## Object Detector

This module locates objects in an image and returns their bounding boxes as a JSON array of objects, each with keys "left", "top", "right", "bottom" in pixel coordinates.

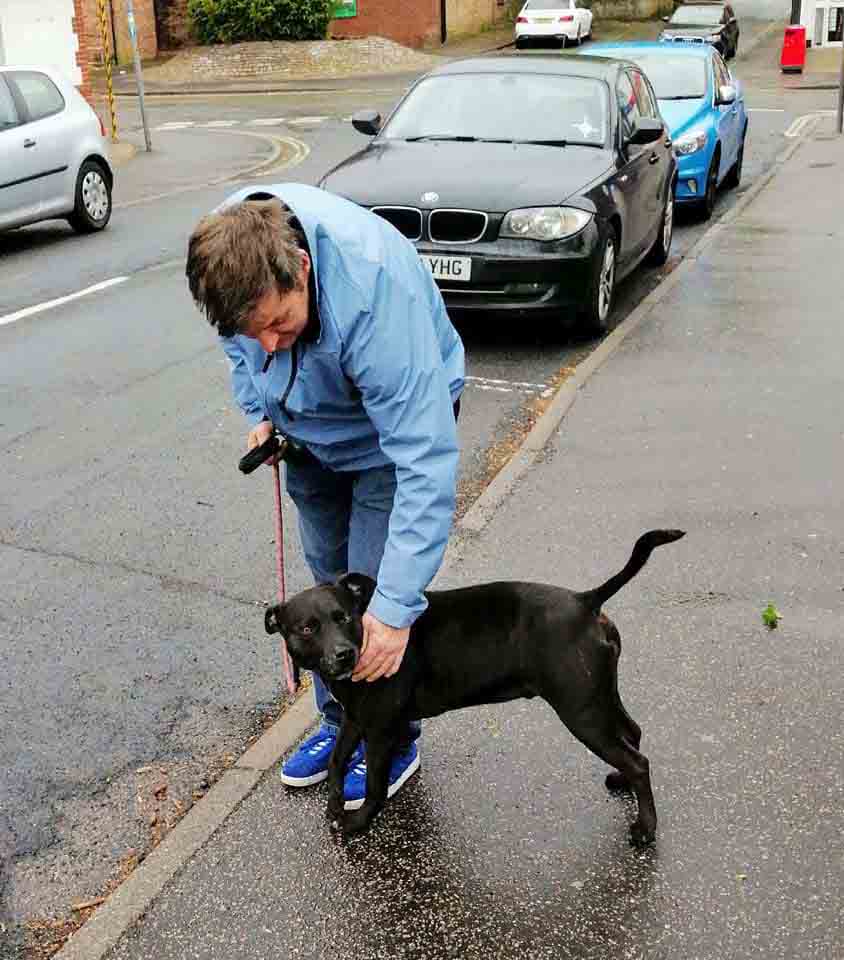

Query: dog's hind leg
[
  {"left": 557, "top": 701, "right": 657, "bottom": 846},
  {"left": 605, "top": 694, "right": 642, "bottom": 791}
]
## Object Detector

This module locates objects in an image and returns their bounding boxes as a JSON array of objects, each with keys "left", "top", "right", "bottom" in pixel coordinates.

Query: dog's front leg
[
  {"left": 326, "top": 720, "right": 361, "bottom": 828},
  {"left": 340, "top": 731, "right": 394, "bottom": 839}
]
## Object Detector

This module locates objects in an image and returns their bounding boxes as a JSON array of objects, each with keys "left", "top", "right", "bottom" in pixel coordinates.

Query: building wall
[
  {"left": 590, "top": 0, "right": 674, "bottom": 19},
  {"left": 0, "top": 0, "right": 82, "bottom": 82},
  {"left": 329, "top": 0, "right": 442, "bottom": 47},
  {"left": 445, "top": 0, "right": 505, "bottom": 37},
  {"left": 82, "top": 0, "right": 158, "bottom": 64},
  {"left": 154, "top": 0, "right": 192, "bottom": 49}
]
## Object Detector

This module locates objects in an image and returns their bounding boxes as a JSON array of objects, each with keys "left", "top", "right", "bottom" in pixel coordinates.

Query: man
[{"left": 186, "top": 184, "right": 464, "bottom": 807}]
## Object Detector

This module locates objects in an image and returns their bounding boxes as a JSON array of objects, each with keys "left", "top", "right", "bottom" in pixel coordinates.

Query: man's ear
[
  {"left": 265, "top": 604, "right": 286, "bottom": 635},
  {"left": 336, "top": 573, "right": 377, "bottom": 613}
]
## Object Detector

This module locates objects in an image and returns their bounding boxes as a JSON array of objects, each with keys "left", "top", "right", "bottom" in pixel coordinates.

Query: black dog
[{"left": 265, "top": 529, "right": 684, "bottom": 844}]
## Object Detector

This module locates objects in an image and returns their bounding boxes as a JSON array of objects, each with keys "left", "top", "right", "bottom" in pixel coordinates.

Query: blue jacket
[{"left": 217, "top": 183, "right": 465, "bottom": 628}]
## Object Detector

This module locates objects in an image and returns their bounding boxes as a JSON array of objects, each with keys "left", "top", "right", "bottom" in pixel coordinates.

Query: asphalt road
[{"left": 0, "top": 29, "right": 835, "bottom": 939}]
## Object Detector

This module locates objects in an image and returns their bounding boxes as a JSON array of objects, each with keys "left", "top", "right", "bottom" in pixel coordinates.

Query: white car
[
  {"left": 515, "top": 0, "right": 593, "bottom": 49},
  {"left": 0, "top": 65, "right": 113, "bottom": 234}
]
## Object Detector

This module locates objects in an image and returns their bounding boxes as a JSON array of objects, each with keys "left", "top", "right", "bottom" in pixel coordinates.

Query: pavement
[
  {"left": 782, "top": 43, "right": 844, "bottom": 89},
  {"left": 52, "top": 113, "right": 844, "bottom": 960},
  {"left": 93, "top": 18, "right": 783, "bottom": 98}
]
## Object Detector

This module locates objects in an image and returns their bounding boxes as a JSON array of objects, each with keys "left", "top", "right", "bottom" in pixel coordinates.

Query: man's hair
[{"left": 186, "top": 198, "right": 303, "bottom": 338}]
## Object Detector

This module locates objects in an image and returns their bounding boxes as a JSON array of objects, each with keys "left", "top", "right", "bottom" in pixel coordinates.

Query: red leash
[{"left": 272, "top": 457, "right": 299, "bottom": 695}]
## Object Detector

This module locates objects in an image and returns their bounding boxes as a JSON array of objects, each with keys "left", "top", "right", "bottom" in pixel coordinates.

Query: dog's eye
[{"left": 300, "top": 620, "right": 319, "bottom": 636}]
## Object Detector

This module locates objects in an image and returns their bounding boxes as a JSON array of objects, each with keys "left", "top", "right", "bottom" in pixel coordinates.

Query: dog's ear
[
  {"left": 265, "top": 604, "right": 286, "bottom": 635},
  {"left": 336, "top": 573, "right": 376, "bottom": 613}
]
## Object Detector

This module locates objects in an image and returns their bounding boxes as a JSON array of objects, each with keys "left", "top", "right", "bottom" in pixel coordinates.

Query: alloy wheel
[{"left": 597, "top": 239, "right": 616, "bottom": 323}]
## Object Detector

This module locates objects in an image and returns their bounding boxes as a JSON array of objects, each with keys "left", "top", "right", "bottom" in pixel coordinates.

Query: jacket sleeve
[
  {"left": 341, "top": 267, "right": 459, "bottom": 629},
  {"left": 220, "top": 336, "right": 267, "bottom": 427}
]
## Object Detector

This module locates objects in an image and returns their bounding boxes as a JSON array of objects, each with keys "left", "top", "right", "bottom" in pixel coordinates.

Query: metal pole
[
  {"left": 838, "top": 37, "right": 844, "bottom": 134},
  {"left": 126, "top": 0, "right": 152, "bottom": 151},
  {"left": 96, "top": 0, "right": 118, "bottom": 141}
]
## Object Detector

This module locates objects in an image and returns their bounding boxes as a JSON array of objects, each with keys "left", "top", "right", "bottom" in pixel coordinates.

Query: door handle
[
  {"left": 648, "top": 153, "right": 659, "bottom": 164},
  {"left": 23, "top": 138, "right": 36, "bottom": 148}
]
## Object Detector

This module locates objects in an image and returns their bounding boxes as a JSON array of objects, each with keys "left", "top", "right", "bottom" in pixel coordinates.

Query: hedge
[{"left": 188, "top": 0, "right": 334, "bottom": 44}]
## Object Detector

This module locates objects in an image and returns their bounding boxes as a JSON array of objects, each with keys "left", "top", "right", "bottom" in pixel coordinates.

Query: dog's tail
[{"left": 578, "top": 529, "right": 685, "bottom": 612}]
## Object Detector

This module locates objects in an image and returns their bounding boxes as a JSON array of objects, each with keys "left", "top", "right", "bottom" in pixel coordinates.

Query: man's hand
[
  {"left": 247, "top": 420, "right": 275, "bottom": 464},
  {"left": 352, "top": 613, "right": 409, "bottom": 682}
]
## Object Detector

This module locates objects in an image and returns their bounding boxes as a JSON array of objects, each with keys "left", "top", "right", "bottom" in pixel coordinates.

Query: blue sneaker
[
  {"left": 343, "top": 742, "right": 421, "bottom": 810},
  {"left": 280, "top": 727, "right": 336, "bottom": 787}
]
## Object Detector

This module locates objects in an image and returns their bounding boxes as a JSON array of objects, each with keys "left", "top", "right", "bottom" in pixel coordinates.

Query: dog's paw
[
  {"left": 340, "top": 808, "right": 372, "bottom": 840},
  {"left": 605, "top": 770, "right": 631, "bottom": 792},
  {"left": 629, "top": 819, "right": 656, "bottom": 848}
]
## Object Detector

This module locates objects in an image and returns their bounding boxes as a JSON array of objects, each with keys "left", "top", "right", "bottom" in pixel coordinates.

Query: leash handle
[
  {"left": 238, "top": 435, "right": 282, "bottom": 475},
  {"left": 272, "top": 458, "right": 299, "bottom": 695}
]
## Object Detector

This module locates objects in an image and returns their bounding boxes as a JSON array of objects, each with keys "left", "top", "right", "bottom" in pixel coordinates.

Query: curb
[
  {"left": 109, "top": 141, "right": 137, "bottom": 168},
  {"left": 54, "top": 89, "right": 816, "bottom": 960}
]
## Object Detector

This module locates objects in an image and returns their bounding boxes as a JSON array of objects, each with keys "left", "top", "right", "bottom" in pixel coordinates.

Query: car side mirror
[
  {"left": 662, "top": 15, "right": 670, "bottom": 21},
  {"left": 352, "top": 110, "right": 382, "bottom": 136},
  {"left": 626, "top": 117, "right": 664, "bottom": 146},
  {"left": 716, "top": 84, "right": 736, "bottom": 106}
]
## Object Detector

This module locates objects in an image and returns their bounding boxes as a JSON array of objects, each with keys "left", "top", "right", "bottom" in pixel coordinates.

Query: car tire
[
  {"left": 68, "top": 159, "right": 112, "bottom": 234},
  {"left": 580, "top": 226, "right": 617, "bottom": 335},
  {"left": 696, "top": 150, "right": 719, "bottom": 221},
  {"left": 646, "top": 190, "right": 674, "bottom": 267},
  {"left": 515, "top": 37, "right": 526, "bottom": 50},
  {"left": 725, "top": 126, "right": 746, "bottom": 189}
]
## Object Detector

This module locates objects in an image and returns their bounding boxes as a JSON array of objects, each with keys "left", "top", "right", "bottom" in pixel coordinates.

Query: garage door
[{"left": 0, "top": 0, "right": 80, "bottom": 84}]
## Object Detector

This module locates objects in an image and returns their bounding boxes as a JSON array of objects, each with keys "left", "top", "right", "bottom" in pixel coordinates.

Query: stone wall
[{"left": 589, "top": 0, "right": 674, "bottom": 19}]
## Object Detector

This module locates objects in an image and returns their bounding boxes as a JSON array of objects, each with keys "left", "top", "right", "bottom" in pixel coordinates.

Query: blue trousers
[{"left": 285, "top": 456, "right": 422, "bottom": 745}]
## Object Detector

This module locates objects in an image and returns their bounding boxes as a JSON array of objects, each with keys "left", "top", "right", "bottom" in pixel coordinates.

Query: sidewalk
[
  {"left": 96, "top": 19, "right": 781, "bottom": 97},
  {"left": 783, "top": 43, "right": 844, "bottom": 89},
  {"left": 57, "top": 119, "right": 844, "bottom": 960}
]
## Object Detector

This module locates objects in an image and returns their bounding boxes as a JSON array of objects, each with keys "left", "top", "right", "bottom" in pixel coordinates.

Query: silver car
[{"left": 0, "top": 65, "right": 113, "bottom": 234}]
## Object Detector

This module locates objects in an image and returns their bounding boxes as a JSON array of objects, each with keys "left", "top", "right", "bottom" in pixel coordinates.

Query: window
[
  {"left": 630, "top": 70, "right": 658, "bottom": 118},
  {"left": 0, "top": 78, "right": 19, "bottom": 130},
  {"left": 7, "top": 71, "right": 65, "bottom": 122},
  {"left": 616, "top": 72, "right": 640, "bottom": 139}
]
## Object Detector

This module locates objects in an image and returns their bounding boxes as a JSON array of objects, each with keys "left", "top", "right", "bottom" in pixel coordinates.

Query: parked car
[
  {"left": 0, "top": 65, "right": 113, "bottom": 234},
  {"left": 583, "top": 43, "right": 747, "bottom": 218},
  {"left": 319, "top": 56, "right": 676, "bottom": 333},
  {"left": 514, "top": 0, "right": 593, "bottom": 49},
  {"left": 658, "top": 2, "right": 739, "bottom": 59}
]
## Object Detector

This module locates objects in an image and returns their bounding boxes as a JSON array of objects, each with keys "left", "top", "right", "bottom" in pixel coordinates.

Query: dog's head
[{"left": 264, "top": 573, "right": 376, "bottom": 680}]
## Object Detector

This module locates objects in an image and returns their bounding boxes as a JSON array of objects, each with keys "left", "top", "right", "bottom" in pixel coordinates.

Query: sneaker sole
[
  {"left": 343, "top": 752, "right": 420, "bottom": 811},
  {"left": 279, "top": 769, "right": 328, "bottom": 787}
]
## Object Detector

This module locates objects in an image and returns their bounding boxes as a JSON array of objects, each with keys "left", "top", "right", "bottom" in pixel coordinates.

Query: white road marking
[
  {"left": 0, "top": 278, "right": 129, "bottom": 328},
  {"left": 251, "top": 117, "right": 287, "bottom": 125},
  {"left": 466, "top": 375, "right": 547, "bottom": 390},
  {"left": 746, "top": 107, "right": 785, "bottom": 113},
  {"left": 466, "top": 375, "right": 550, "bottom": 395},
  {"left": 199, "top": 120, "right": 239, "bottom": 127},
  {"left": 287, "top": 115, "right": 331, "bottom": 125},
  {"left": 154, "top": 121, "right": 195, "bottom": 130}
]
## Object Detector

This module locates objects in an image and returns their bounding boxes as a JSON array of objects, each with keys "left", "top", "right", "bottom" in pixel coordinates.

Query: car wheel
[
  {"left": 697, "top": 150, "right": 719, "bottom": 221},
  {"left": 647, "top": 191, "right": 674, "bottom": 267},
  {"left": 515, "top": 37, "right": 525, "bottom": 50},
  {"left": 581, "top": 227, "right": 617, "bottom": 335},
  {"left": 725, "top": 127, "right": 746, "bottom": 189},
  {"left": 68, "top": 160, "right": 112, "bottom": 233}
]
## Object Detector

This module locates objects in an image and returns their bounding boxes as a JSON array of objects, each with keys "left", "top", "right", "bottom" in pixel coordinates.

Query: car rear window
[
  {"left": 622, "top": 55, "right": 707, "bottom": 99},
  {"left": 669, "top": 4, "right": 724, "bottom": 25},
  {"left": 0, "top": 78, "right": 19, "bottom": 129},
  {"left": 383, "top": 73, "right": 608, "bottom": 147},
  {"left": 7, "top": 71, "right": 65, "bottom": 122},
  {"left": 523, "top": 0, "right": 570, "bottom": 9}
]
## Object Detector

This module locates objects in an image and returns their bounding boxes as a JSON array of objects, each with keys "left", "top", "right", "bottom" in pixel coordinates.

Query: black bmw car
[{"left": 319, "top": 56, "right": 676, "bottom": 333}]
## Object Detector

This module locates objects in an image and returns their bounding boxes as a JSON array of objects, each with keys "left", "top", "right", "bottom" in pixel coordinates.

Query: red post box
[{"left": 780, "top": 25, "right": 806, "bottom": 73}]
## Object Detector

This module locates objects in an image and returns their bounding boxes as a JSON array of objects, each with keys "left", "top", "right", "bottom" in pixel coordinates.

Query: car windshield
[
  {"left": 622, "top": 55, "right": 707, "bottom": 99},
  {"left": 523, "top": 0, "right": 570, "bottom": 8},
  {"left": 383, "top": 73, "right": 608, "bottom": 147},
  {"left": 670, "top": 4, "right": 723, "bottom": 25}
]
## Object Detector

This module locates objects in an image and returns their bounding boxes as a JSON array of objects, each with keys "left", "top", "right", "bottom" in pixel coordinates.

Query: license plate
[
  {"left": 421, "top": 255, "right": 472, "bottom": 283},
  {"left": 534, "top": 17, "right": 553, "bottom": 22}
]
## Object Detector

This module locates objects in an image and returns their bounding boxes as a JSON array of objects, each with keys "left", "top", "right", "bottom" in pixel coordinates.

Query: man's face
[{"left": 243, "top": 251, "right": 311, "bottom": 353}]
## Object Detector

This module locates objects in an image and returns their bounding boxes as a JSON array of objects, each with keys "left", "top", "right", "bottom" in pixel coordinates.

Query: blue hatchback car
[{"left": 580, "top": 43, "right": 747, "bottom": 219}]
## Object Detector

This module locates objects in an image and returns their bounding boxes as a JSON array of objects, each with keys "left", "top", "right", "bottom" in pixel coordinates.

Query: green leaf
[{"left": 761, "top": 603, "right": 782, "bottom": 629}]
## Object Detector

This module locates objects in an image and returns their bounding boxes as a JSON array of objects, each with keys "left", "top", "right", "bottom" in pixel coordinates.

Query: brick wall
[
  {"left": 445, "top": 0, "right": 504, "bottom": 37},
  {"left": 72, "top": 0, "right": 94, "bottom": 100},
  {"left": 154, "top": 0, "right": 192, "bottom": 49},
  {"left": 82, "top": 0, "right": 158, "bottom": 64},
  {"left": 330, "top": 0, "right": 442, "bottom": 48}
]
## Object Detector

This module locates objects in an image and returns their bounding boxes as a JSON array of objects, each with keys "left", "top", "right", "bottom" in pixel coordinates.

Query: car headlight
[
  {"left": 673, "top": 129, "right": 708, "bottom": 156},
  {"left": 500, "top": 206, "right": 593, "bottom": 241}
]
